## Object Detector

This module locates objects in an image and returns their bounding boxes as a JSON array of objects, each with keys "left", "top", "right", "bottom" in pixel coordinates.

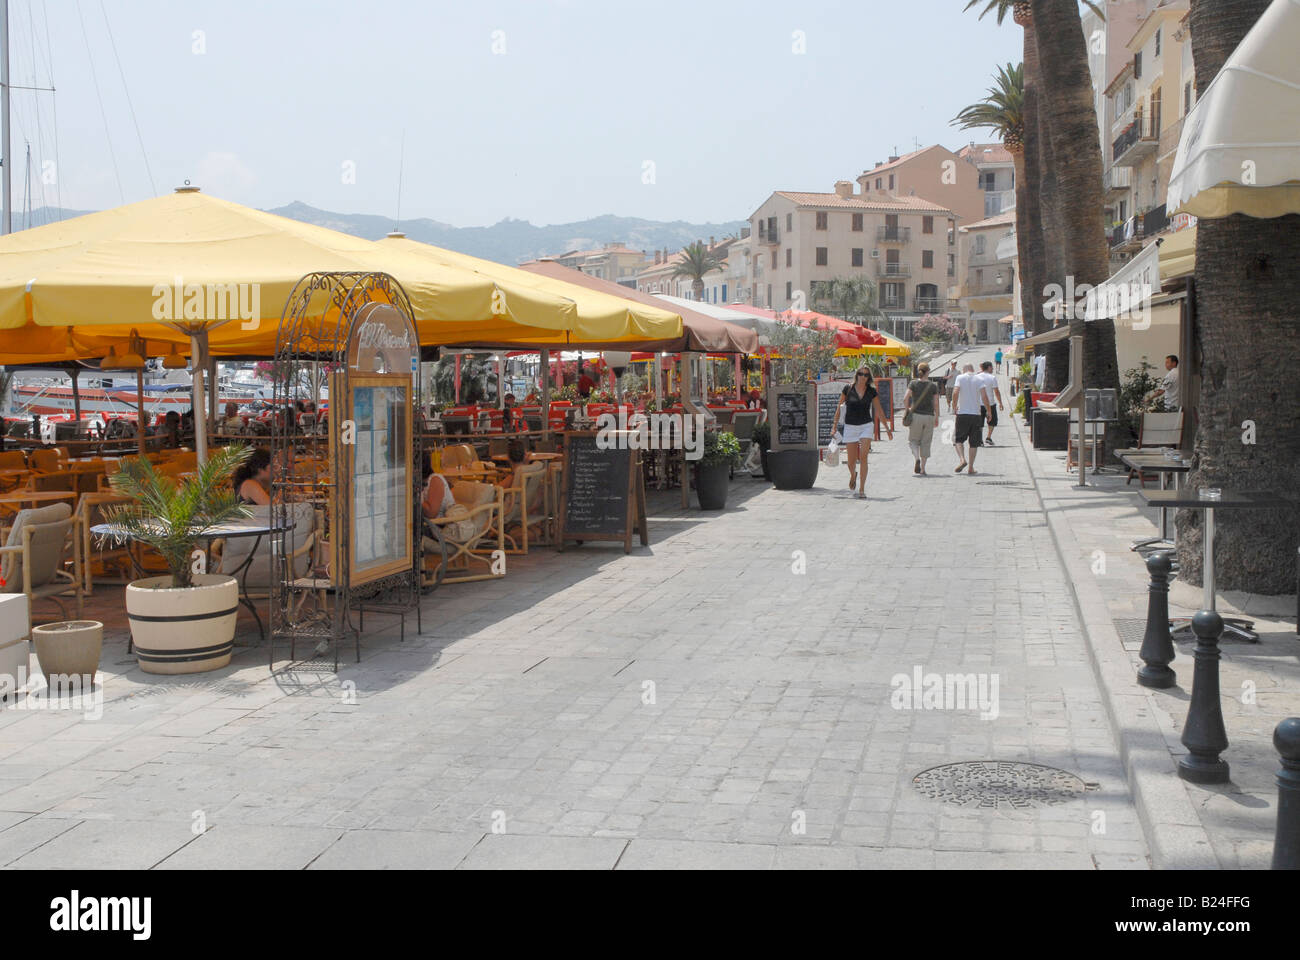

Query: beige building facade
[
  {"left": 856, "top": 144, "right": 985, "bottom": 227},
  {"left": 747, "top": 182, "right": 958, "bottom": 340}
]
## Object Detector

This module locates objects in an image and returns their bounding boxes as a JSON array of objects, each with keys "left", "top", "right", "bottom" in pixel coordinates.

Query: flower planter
[
  {"left": 695, "top": 463, "right": 731, "bottom": 510},
  {"left": 759, "top": 448, "right": 772, "bottom": 481},
  {"left": 126, "top": 575, "right": 238, "bottom": 675},
  {"left": 767, "top": 449, "right": 819, "bottom": 490},
  {"left": 32, "top": 621, "right": 102, "bottom": 687}
]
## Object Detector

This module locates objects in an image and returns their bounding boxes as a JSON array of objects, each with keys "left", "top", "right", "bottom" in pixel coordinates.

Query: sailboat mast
[{"left": 1, "top": 0, "right": 9, "bottom": 236}]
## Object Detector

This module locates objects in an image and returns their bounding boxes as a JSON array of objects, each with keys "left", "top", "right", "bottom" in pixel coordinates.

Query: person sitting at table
[
  {"left": 421, "top": 461, "right": 455, "bottom": 521},
  {"left": 159, "top": 411, "right": 183, "bottom": 449},
  {"left": 232, "top": 447, "right": 273, "bottom": 506},
  {"left": 222, "top": 402, "right": 243, "bottom": 433}
]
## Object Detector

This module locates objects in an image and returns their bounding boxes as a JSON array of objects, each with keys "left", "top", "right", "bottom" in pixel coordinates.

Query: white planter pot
[
  {"left": 32, "top": 620, "right": 103, "bottom": 686},
  {"left": 0, "top": 594, "right": 31, "bottom": 701},
  {"left": 126, "top": 575, "right": 238, "bottom": 675}
]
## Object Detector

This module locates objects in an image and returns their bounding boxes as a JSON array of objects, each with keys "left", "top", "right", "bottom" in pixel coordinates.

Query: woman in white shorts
[{"left": 834, "top": 368, "right": 894, "bottom": 499}]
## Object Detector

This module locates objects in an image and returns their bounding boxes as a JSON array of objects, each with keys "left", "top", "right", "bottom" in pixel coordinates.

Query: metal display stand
[{"left": 269, "top": 272, "right": 423, "bottom": 671}]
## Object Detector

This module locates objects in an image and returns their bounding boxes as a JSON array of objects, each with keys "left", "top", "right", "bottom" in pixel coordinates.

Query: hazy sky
[{"left": 5, "top": 0, "right": 1022, "bottom": 228}]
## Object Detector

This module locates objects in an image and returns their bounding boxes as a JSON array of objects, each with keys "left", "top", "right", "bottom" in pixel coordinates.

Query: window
[
  {"left": 721, "top": 284, "right": 727, "bottom": 303},
  {"left": 1154, "top": 28, "right": 1161, "bottom": 57},
  {"left": 876, "top": 178, "right": 882, "bottom": 190},
  {"left": 922, "top": 216, "right": 934, "bottom": 234},
  {"left": 976, "top": 268, "right": 984, "bottom": 289},
  {"left": 1134, "top": 51, "right": 1142, "bottom": 80},
  {"left": 852, "top": 248, "right": 864, "bottom": 267},
  {"left": 882, "top": 282, "right": 903, "bottom": 307},
  {"left": 758, "top": 220, "right": 766, "bottom": 241},
  {"left": 786, "top": 213, "right": 793, "bottom": 231},
  {"left": 786, "top": 281, "right": 792, "bottom": 302},
  {"left": 851, "top": 213, "right": 864, "bottom": 232},
  {"left": 1184, "top": 81, "right": 1193, "bottom": 116},
  {"left": 815, "top": 211, "right": 828, "bottom": 230},
  {"left": 975, "top": 235, "right": 986, "bottom": 255},
  {"left": 888, "top": 174, "right": 895, "bottom": 191},
  {"left": 771, "top": 250, "right": 777, "bottom": 269},
  {"left": 786, "top": 248, "right": 792, "bottom": 268},
  {"left": 922, "top": 250, "right": 934, "bottom": 269},
  {"left": 948, "top": 220, "right": 956, "bottom": 244},
  {"left": 816, "top": 247, "right": 828, "bottom": 266},
  {"left": 947, "top": 253, "right": 955, "bottom": 277}
]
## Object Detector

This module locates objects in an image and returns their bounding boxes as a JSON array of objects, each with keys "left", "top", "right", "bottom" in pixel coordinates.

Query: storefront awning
[
  {"left": 1019, "top": 324, "right": 1071, "bottom": 348},
  {"left": 1167, "top": 0, "right": 1300, "bottom": 218}
]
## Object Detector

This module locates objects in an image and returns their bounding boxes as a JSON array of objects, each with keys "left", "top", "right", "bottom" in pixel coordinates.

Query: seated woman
[
  {"left": 421, "top": 461, "right": 455, "bottom": 521},
  {"left": 222, "top": 402, "right": 243, "bottom": 433},
  {"left": 232, "top": 447, "right": 273, "bottom": 506}
]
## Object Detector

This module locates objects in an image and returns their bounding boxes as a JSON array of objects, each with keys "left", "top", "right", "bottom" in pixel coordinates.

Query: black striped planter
[{"left": 125, "top": 575, "right": 239, "bottom": 675}]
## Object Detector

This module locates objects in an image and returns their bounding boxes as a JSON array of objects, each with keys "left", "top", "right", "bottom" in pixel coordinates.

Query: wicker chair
[{"left": 0, "top": 503, "right": 81, "bottom": 630}]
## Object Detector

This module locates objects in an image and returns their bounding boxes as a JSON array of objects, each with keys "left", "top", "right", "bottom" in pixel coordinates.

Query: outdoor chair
[
  {"left": 27, "top": 448, "right": 63, "bottom": 473},
  {"left": 731, "top": 411, "right": 760, "bottom": 455},
  {"left": 75, "top": 492, "right": 132, "bottom": 593},
  {"left": 0, "top": 502, "right": 81, "bottom": 630},
  {"left": 0, "top": 451, "right": 26, "bottom": 471},
  {"left": 493, "top": 461, "right": 547, "bottom": 555},
  {"left": 423, "top": 480, "right": 505, "bottom": 585},
  {"left": 28, "top": 472, "right": 78, "bottom": 495},
  {"left": 1065, "top": 410, "right": 1106, "bottom": 470},
  {"left": 1119, "top": 411, "right": 1186, "bottom": 485},
  {"left": 211, "top": 501, "right": 317, "bottom": 593}
]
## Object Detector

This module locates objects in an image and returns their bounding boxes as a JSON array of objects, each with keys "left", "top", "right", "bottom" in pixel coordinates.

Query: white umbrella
[{"left": 1167, "top": 0, "right": 1300, "bottom": 218}]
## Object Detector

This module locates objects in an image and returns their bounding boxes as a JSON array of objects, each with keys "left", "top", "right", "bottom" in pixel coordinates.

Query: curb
[{"left": 1010, "top": 411, "right": 1220, "bottom": 870}]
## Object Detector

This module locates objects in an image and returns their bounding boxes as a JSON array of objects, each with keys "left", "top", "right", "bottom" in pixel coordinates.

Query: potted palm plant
[
  {"left": 104, "top": 445, "right": 253, "bottom": 675},
  {"left": 695, "top": 431, "right": 742, "bottom": 510}
]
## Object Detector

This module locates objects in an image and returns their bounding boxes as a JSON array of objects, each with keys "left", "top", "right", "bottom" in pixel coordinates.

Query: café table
[
  {"left": 1139, "top": 489, "right": 1292, "bottom": 643},
  {"left": 1120, "top": 452, "right": 1191, "bottom": 549},
  {"left": 90, "top": 521, "right": 288, "bottom": 646},
  {"left": 0, "top": 489, "right": 78, "bottom": 517}
]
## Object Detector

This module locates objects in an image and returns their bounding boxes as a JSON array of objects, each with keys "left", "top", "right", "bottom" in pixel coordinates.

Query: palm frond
[
  {"left": 105, "top": 444, "right": 254, "bottom": 588},
  {"left": 671, "top": 242, "right": 724, "bottom": 282}
]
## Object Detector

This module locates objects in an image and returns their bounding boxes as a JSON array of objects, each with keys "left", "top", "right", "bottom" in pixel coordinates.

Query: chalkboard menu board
[
  {"left": 770, "top": 384, "right": 817, "bottom": 451},
  {"left": 559, "top": 432, "right": 648, "bottom": 553},
  {"left": 891, "top": 377, "right": 910, "bottom": 414},
  {"left": 817, "top": 382, "right": 847, "bottom": 447},
  {"left": 875, "top": 378, "right": 894, "bottom": 430}
]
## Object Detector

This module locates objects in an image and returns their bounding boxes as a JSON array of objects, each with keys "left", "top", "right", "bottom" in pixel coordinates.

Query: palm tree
[
  {"left": 811, "top": 275, "right": 885, "bottom": 325},
  {"left": 1175, "top": 0, "right": 1300, "bottom": 594},
  {"left": 671, "top": 241, "right": 723, "bottom": 301}
]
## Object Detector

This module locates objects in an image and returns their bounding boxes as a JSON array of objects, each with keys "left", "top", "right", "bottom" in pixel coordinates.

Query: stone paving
[
  {"left": 0, "top": 350, "right": 1153, "bottom": 869},
  {"left": 1018, "top": 408, "right": 1296, "bottom": 870}
]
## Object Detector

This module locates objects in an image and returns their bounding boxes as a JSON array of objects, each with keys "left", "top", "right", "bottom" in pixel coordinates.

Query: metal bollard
[
  {"left": 1179, "top": 610, "right": 1230, "bottom": 784},
  {"left": 1138, "top": 551, "right": 1176, "bottom": 689},
  {"left": 1274, "top": 717, "right": 1300, "bottom": 870}
]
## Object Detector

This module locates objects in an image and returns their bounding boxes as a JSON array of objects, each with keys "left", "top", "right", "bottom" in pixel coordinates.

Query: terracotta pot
[
  {"left": 32, "top": 620, "right": 102, "bottom": 686},
  {"left": 126, "top": 574, "right": 238, "bottom": 675}
]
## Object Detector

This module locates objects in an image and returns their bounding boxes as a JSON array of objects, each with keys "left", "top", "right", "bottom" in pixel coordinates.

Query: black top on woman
[{"left": 841, "top": 380, "right": 879, "bottom": 426}]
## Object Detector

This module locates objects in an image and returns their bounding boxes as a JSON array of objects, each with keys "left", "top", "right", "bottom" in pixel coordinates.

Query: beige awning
[{"left": 1019, "top": 324, "right": 1071, "bottom": 348}]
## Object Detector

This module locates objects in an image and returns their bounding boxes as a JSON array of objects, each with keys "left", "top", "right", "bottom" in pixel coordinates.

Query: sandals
[
  {"left": 848, "top": 471, "right": 857, "bottom": 489},
  {"left": 955, "top": 462, "right": 967, "bottom": 473}
]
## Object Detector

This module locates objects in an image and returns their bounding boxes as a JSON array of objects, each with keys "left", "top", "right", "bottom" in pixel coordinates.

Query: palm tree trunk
[
  {"left": 1032, "top": 0, "right": 1119, "bottom": 400},
  {"left": 1017, "top": 19, "right": 1050, "bottom": 339},
  {"left": 1175, "top": 0, "right": 1300, "bottom": 594}
]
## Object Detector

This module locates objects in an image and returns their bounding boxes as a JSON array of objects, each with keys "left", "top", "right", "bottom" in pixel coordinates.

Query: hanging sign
[{"left": 348, "top": 302, "right": 417, "bottom": 376}]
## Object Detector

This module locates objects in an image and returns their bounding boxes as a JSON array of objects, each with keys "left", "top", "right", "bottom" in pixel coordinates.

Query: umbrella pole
[
  {"left": 135, "top": 368, "right": 147, "bottom": 457},
  {"left": 191, "top": 333, "right": 208, "bottom": 465},
  {"left": 71, "top": 369, "right": 81, "bottom": 421},
  {"left": 735, "top": 355, "right": 742, "bottom": 401},
  {"left": 454, "top": 353, "right": 461, "bottom": 404},
  {"left": 540, "top": 349, "right": 550, "bottom": 441}
]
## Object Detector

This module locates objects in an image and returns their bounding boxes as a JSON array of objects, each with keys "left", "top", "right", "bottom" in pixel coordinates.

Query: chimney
[
  {"left": 833, "top": 180, "right": 854, "bottom": 199},
  {"left": 889, "top": 155, "right": 899, "bottom": 163},
  {"left": 655, "top": 250, "right": 662, "bottom": 265}
]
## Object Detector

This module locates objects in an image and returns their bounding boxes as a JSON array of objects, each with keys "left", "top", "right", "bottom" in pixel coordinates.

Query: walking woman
[
  {"left": 834, "top": 368, "right": 894, "bottom": 499},
  {"left": 903, "top": 362, "right": 939, "bottom": 476}
]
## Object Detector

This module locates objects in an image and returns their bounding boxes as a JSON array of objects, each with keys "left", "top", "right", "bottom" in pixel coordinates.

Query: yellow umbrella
[
  {"left": 0, "top": 187, "right": 579, "bottom": 361},
  {"left": 379, "top": 234, "right": 681, "bottom": 347}
]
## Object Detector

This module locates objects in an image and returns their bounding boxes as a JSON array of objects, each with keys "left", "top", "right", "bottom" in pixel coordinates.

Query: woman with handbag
[
  {"left": 903, "top": 363, "right": 939, "bottom": 476},
  {"left": 834, "top": 368, "right": 893, "bottom": 500}
]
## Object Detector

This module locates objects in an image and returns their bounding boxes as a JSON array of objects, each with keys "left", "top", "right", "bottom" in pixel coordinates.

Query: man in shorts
[
  {"left": 951, "top": 364, "right": 984, "bottom": 475},
  {"left": 977, "top": 360, "right": 1004, "bottom": 445},
  {"left": 944, "top": 361, "right": 961, "bottom": 413}
]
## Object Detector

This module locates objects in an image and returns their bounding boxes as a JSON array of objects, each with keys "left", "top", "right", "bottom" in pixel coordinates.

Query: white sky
[{"left": 5, "top": 0, "right": 1022, "bottom": 227}]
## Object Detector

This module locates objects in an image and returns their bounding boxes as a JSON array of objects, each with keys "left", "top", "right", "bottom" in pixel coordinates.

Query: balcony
[
  {"left": 877, "top": 262, "right": 912, "bottom": 279},
  {"left": 876, "top": 226, "right": 911, "bottom": 244},
  {"left": 1110, "top": 216, "right": 1145, "bottom": 251},
  {"left": 1104, "top": 165, "right": 1132, "bottom": 196},
  {"left": 1143, "top": 203, "right": 1168, "bottom": 237},
  {"left": 913, "top": 297, "right": 961, "bottom": 312},
  {"left": 758, "top": 227, "right": 779, "bottom": 245},
  {"left": 1112, "top": 115, "right": 1158, "bottom": 165}
]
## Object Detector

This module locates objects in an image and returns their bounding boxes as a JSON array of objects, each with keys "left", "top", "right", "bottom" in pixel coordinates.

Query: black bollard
[
  {"left": 1179, "top": 610, "right": 1230, "bottom": 784},
  {"left": 1273, "top": 717, "right": 1300, "bottom": 870},
  {"left": 1138, "top": 551, "right": 1176, "bottom": 689}
]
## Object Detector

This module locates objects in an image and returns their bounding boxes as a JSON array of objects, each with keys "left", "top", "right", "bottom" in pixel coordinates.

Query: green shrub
[
  {"left": 700, "top": 431, "right": 743, "bottom": 468},
  {"left": 751, "top": 421, "right": 771, "bottom": 451}
]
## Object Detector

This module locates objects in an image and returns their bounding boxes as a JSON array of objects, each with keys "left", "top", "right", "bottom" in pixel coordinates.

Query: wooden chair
[
  {"left": 493, "top": 462, "right": 547, "bottom": 555},
  {"left": 0, "top": 503, "right": 81, "bottom": 630},
  {"left": 423, "top": 481, "right": 505, "bottom": 584},
  {"left": 1120, "top": 411, "right": 1185, "bottom": 485},
  {"left": 75, "top": 492, "right": 132, "bottom": 593},
  {"left": 0, "top": 451, "right": 26, "bottom": 471},
  {"left": 27, "top": 448, "right": 63, "bottom": 473}
]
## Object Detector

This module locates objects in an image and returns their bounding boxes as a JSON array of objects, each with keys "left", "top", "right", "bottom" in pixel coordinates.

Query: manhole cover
[{"left": 913, "top": 761, "right": 1091, "bottom": 808}]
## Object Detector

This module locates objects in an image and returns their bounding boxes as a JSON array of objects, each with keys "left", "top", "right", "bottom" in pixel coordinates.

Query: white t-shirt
[
  {"left": 977, "top": 372, "right": 999, "bottom": 409},
  {"left": 955, "top": 372, "right": 984, "bottom": 416},
  {"left": 1161, "top": 367, "right": 1181, "bottom": 410}
]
